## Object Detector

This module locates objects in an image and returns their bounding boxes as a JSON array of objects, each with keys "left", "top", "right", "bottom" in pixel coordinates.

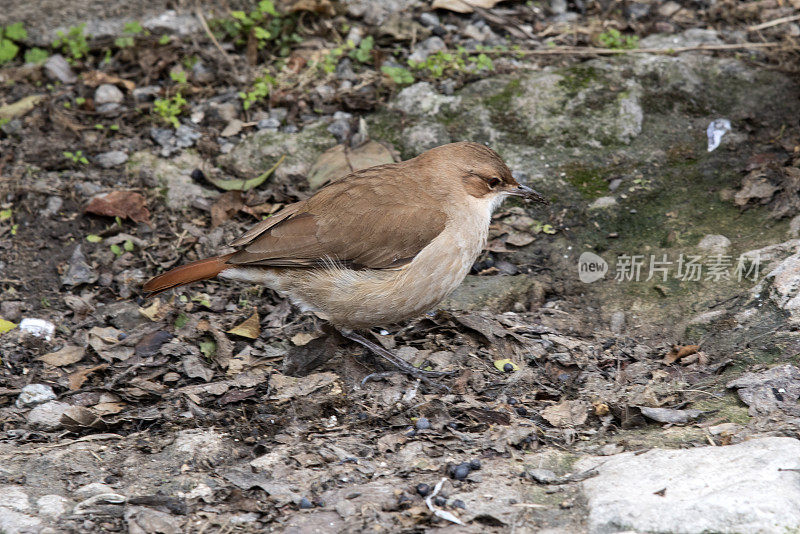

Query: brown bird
[{"left": 143, "top": 142, "right": 547, "bottom": 385}]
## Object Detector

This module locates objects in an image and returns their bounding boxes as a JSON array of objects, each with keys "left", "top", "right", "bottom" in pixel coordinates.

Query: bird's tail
[{"left": 143, "top": 253, "right": 236, "bottom": 295}]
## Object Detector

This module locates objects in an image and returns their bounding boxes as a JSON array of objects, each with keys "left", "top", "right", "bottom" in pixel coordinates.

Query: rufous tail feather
[{"left": 143, "top": 253, "right": 235, "bottom": 295}]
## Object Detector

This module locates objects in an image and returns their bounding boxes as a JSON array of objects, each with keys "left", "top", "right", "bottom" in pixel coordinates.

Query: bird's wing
[{"left": 227, "top": 170, "right": 448, "bottom": 270}]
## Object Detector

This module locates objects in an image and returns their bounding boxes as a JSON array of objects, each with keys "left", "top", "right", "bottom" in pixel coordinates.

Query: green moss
[
  {"left": 557, "top": 65, "right": 598, "bottom": 97},
  {"left": 560, "top": 163, "right": 613, "bottom": 199},
  {"left": 693, "top": 394, "right": 751, "bottom": 425}
]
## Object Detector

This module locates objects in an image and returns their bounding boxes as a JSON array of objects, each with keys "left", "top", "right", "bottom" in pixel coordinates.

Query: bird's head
[{"left": 420, "top": 142, "right": 548, "bottom": 207}]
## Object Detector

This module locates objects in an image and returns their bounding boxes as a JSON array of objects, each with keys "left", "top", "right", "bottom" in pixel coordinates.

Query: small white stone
[
  {"left": 37, "top": 495, "right": 71, "bottom": 518},
  {"left": 75, "top": 482, "right": 116, "bottom": 499},
  {"left": 19, "top": 318, "right": 55, "bottom": 340},
  {"left": 588, "top": 196, "right": 617, "bottom": 210},
  {"left": 0, "top": 486, "right": 30, "bottom": 511},
  {"left": 94, "top": 84, "right": 124, "bottom": 105},
  {"left": 697, "top": 234, "right": 731, "bottom": 253},
  {"left": 16, "top": 383, "right": 56, "bottom": 409},
  {"left": 27, "top": 401, "right": 71, "bottom": 430}
]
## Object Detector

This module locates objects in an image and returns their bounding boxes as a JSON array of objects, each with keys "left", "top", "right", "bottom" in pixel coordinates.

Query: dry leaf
[
  {"left": 81, "top": 71, "right": 135, "bottom": 92},
  {"left": 291, "top": 332, "right": 319, "bottom": 346},
  {"left": 210, "top": 191, "right": 244, "bottom": 228},
  {"left": 93, "top": 401, "right": 126, "bottom": 415},
  {"left": 664, "top": 344, "right": 700, "bottom": 364},
  {"left": 284, "top": 0, "right": 335, "bottom": 15},
  {"left": 38, "top": 345, "right": 85, "bottom": 366},
  {"left": 228, "top": 310, "right": 260, "bottom": 339},
  {"left": 505, "top": 231, "right": 535, "bottom": 247},
  {"left": 431, "top": 0, "right": 505, "bottom": 13},
  {"left": 68, "top": 364, "right": 108, "bottom": 390},
  {"left": 138, "top": 299, "right": 171, "bottom": 322},
  {"left": 61, "top": 406, "right": 108, "bottom": 431},
  {"left": 0, "top": 95, "right": 43, "bottom": 120},
  {"left": 84, "top": 191, "right": 151, "bottom": 224},
  {"left": 307, "top": 141, "right": 395, "bottom": 190},
  {"left": 541, "top": 400, "right": 590, "bottom": 427}
]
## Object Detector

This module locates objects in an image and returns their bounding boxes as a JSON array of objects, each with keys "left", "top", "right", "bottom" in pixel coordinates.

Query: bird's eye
[{"left": 487, "top": 177, "right": 501, "bottom": 188}]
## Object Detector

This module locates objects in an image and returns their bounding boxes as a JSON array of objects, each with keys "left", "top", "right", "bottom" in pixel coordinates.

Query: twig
[
  {"left": 748, "top": 14, "right": 800, "bottom": 32},
  {"left": 489, "top": 42, "right": 782, "bottom": 57},
  {"left": 7, "top": 433, "right": 123, "bottom": 455},
  {"left": 195, "top": 5, "right": 233, "bottom": 65}
]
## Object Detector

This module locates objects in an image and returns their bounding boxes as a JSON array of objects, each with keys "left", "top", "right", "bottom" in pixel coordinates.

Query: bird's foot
[{"left": 338, "top": 329, "right": 454, "bottom": 391}]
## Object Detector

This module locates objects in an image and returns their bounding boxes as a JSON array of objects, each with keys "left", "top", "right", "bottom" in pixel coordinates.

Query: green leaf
[
  {"left": 0, "top": 318, "right": 17, "bottom": 335},
  {"left": 0, "top": 38, "right": 19, "bottom": 65},
  {"left": 123, "top": 239, "right": 134, "bottom": 252},
  {"left": 204, "top": 154, "right": 285, "bottom": 191},
  {"left": 110, "top": 244, "right": 123, "bottom": 256},
  {"left": 199, "top": 339, "right": 216, "bottom": 358},
  {"left": 4, "top": 22, "right": 27, "bottom": 42},
  {"left": 258, "top": 0, "right": 277, "bottom": 15},
  {"left": 174, "top": 313, "right": 189, "bottom": 329},
  {"left": 253, "top": 26, "right": 271, "bottom": 41},
  {"left": 123, "top": 21, "right": 143, "bottom": 34},
  {"left": 85, "top": 234, "right": 102, "bottom": 243},
  {"left": 23, "top": 47, "right": 48, "bottom": 64},
  {"left": 158, "top": 34, "right": 171, "bottom": 45},
  {"left": 493, "top": 359, "right": 518, "bottom": 372},
  {"left": 0, "top": 208, "right": 11, "bottom": 221}
]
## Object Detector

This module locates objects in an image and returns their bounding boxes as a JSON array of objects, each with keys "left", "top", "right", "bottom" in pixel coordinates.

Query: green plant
[
  {"left": 169, "top": 69, "right": 188, "bottom": 85},
  {"left": 409, "top": 46, "right": 494, "bottom": 78},
  {"left": 53, "top": 24, "right": 90, "bottom": 61},
  {"left": 75, "top": 97, "right": 86, "bottom": 106},
  {"left": 24, "top": 47, "right": 48, "bottom": 64},
  {"left": 110, "top": 243, "right": 123, "bottom": 256},
  {"left": 86, "top": 234, "right": 102, "bottom": 243},
  {"left": 597, "top": 28, "right": 638, "bottom": 50},
  {"left": 153, "top": 92, "right": 186, "bottom": 128},
  {"left": 0, "top": 22, "right": 27, "bottom": 65},
  {"left": 214, "top": 1, "right": 300, "bottom": 57},
  {"left": 158, "top": 34, "right": 171, "bottom": 45},
  {"left": 381, "top": 65, "right": 414, "bottom": 85},
  {"left": 115, "top": 21, "right": 144, "bottom": 48},
  {"left": 63, "top": 150, "right": 89, "bottom": 165},
  {"left": 239, "top": 71, "right": 275, "bottom": 111},
  {"left": 349, "top": 35, "right": 374, "bottom": 64}
]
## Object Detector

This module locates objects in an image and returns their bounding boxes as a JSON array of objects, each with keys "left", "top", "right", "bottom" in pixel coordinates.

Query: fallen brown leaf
[
  {"left": 82, "top": 71, "right": 136, "bottom": 92},
  {"left": 38, "top": 345, "right": 85, "bottom": 366},
  {"left": 431, "top": 0, "right": 506, "bottom": 13},
  {"left": 210, "top": 191, "right": 244, "bottom": 228},
  {"left": 541, "top": 400, "right": 590, "bottom": 427},
  {"left": 228, "top": 310, "right": 261, "bottom": 339},
  {"left": 68, "top": 364, "right": 109, "bottom": 390},
  {"left": 85, "top": 191, "right": 150, "bottom": 224},
  {"left": 664, "top": 344, "right": 700, "bottom": 364}
]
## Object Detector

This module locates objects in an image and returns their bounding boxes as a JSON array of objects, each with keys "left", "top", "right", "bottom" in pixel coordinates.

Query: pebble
[
  {"left": 452, "top": 499, "right": 466, "bottom": 509},
  {"left": 503, "top": 362, "right": 515, "bottom": 372},
  {"left": 415, "top": 417, "right": 431, "bottom": 430},
  {"left": 335, "top": 58, "right": 356, "bottom": 81},
  {"left": 257, "top": 118, "right": 281, "bottom": 131},
  {"left": 450, "top": 463, "right": 471, "bottom": 481},
  {"left": 44, "top": 54, "right": 77, "bottom": 84},
  {"left": 60, "top": 245, "right": 98, "bottom": 287},
  {"left": 315, "top": 84, "right": 335, "bottom": 102},
  {"left": 150, "top": 127, "right": 174, "bottom": 147},
  {"left": 419, "top": 12, "right": 440, "bottom": 27},
  {"left": 434, "top": 496, "right": 446, "bottom": 506},
  {"left": 175, "top": 125, "right": 201, "bottom": 147},
  {"left": 408, "top": 36, "right": 446, "bottom": 64},
  {"left": 41, "top": 196, "right": 63, "bottom": 217},
  {"left": 0, "top": 485, "right": 30, "bottom": 510},
  {"left": 269, "top": 107, "right": 288, "bottom": 122},
  {"left": 37, "top": 495, "right": 71, "bottom": 518},
  {"left": 94, "top": 84, "right": 124, "bottom": 105},
  {"left": 132, "top": 86, "right": 160, "bottom": 102},
  {"left": 469, "top": 459, "right": 481, "bottom": 471},
  {"left": 527, "top": 468, "right": 558, "bottom": 484},
  {"left": 1, "top": 119, "right": 22, "bottom": 135},
  {"left": 327, "top": 119, "right": 351, "bottom": 143},
  {"left": 0, "top": 300, "right": 23, "bottom": 322},
  {"left": 298, "top": 497, "right": 313, "bottom": 509},
  {"left": 16, "top": 384, "right": 57, "bottom": 409},
  {"left": 416, "top": 483, "right": 431, "bottom": 496},
  {"left": 19, "top": 318, "right": 56, "bottom": 340},
  {"left": 95, "top": 151, "right": 128, "bottom": 168},
  {"left": 27, "top": 401, "right": 71, "bottom": 430},
  {"left": 221, "top": 119, "right": 244, "bottom": 137}
]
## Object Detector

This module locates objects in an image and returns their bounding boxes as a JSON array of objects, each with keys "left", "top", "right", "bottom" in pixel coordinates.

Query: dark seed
[
  {"left": 416, "top": 483, "right": 431, "bottom": 496},
  {"left": 452, "top": 463, "right": 470, "bottom": 480},
  {"left": 516, "top": 407, "right": 528, "bottom": 416},
  {"left": 434, "top": 496, "right": 446, "bottom": 506},
  {"left": 503, "top": 363, "right": 514, "bottom": 372},
  {"left": 298, "top": 497, "right": 313, "bottom": 509},
  {"left": 117, "top": 332, "right": 127, "bottom": 340},
  {"left": 508, "top": 397, "right": 518, "bottom": 405},
  {"left": 452, "top": 499, "right": 466, "bottom": 509},
  {"left": 190, "top": 169, "right": 205, "bottom": 181},
  {"left": 469, "top": 459, "right": 481, "bottom": 471},
  {"left": 406, "top": 427, "right": 417, "bottom": 437},
  {"left": 416, "top": 417, "right": 431, "bottom": 430}
]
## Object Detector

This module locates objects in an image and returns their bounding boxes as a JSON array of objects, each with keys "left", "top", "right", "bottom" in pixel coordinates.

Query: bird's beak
[{"left": 508, "top": 184, "right": 548, "bottom": 204}]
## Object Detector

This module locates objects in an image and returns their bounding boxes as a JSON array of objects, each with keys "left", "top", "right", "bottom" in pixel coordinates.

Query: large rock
[
  {"left": 576, "top": 437, "right": 800, "bottom": 533},
  {"left": 217, "top": 122, "right": 337, "bottom": 186},
  {"left": 127, "top": 151, "right": 212, "bottom": 210}
]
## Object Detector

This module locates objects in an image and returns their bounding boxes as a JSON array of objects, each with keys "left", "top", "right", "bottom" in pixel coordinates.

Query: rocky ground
[{"left": 1, "top": 0, "right": 800, "bottom": 532}]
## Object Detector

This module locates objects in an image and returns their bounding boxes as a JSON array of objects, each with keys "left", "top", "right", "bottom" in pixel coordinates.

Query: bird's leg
[{"left": 337, "top": 328, "right": 454, "bottom": 390}]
